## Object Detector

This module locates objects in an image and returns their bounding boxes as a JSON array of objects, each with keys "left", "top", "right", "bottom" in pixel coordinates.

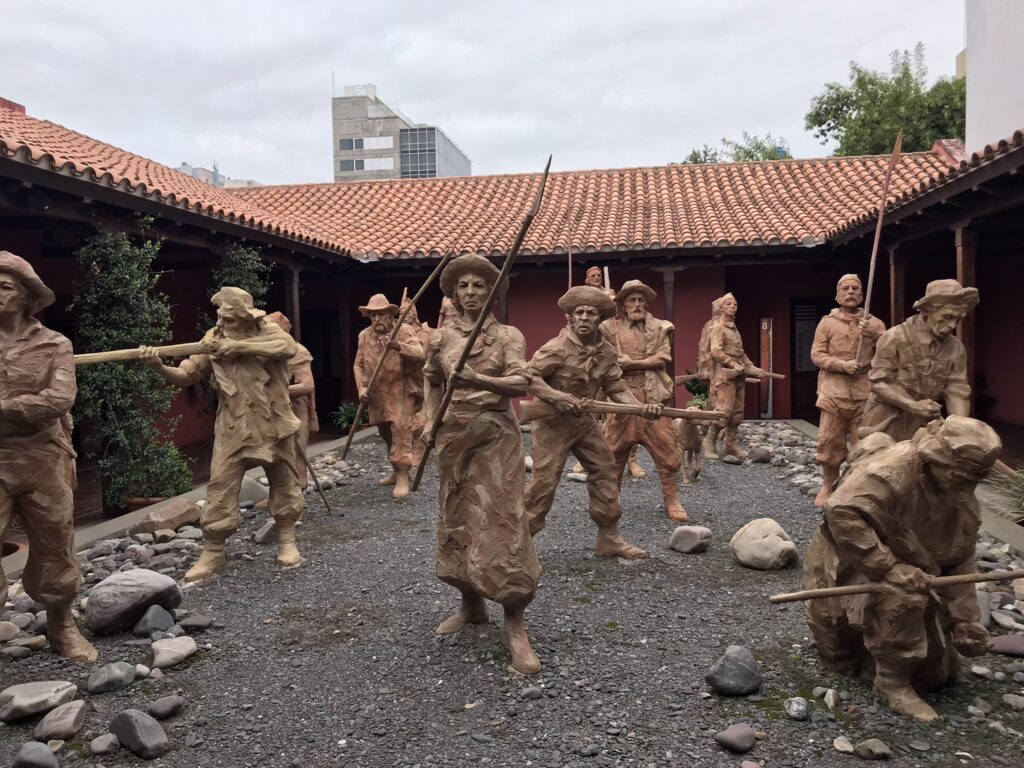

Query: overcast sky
[{"left": 2, "top": 0, "right": 965, "bottom": 185}]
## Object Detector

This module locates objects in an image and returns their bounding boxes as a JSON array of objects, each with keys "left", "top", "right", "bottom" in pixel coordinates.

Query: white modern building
[{"left": 963, "top": 0, "right": 1024, "bottom": 152}]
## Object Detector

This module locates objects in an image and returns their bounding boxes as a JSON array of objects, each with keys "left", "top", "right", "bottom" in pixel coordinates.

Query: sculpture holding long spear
[{"left": 411, "top": 156, "right": 552, "bottom": 492}]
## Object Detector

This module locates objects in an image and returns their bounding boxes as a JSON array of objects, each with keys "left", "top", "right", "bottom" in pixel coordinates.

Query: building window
[
  {"left": 363, "top": 157, "right": 394, "bottom": 171},
  {"left": 340, "top": 136, "right": 392, "bottom": 151},
  {"left": 340, "top": 159, "right": 366, "bottom": 172}
]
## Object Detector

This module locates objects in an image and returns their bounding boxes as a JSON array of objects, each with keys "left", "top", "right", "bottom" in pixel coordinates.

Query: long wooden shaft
[
  {"left": 341, "top": 226, "right": 468, "bottom": 461},
  {"left": 412, "top": 156, "right": 552, "bottom": 492},
  {"left": 856, "top": 129, "right": 903, "bottom": 361},
  {"left": 519, "top": 398, "right": 725, "bottom": 425},
  {"left": 769, "top": 568, "right": 1024, "bottom": 604},
  {"left": 74, "top": 342, "right": 204, "bottom": 365},
  {"left": 302, "top": 453, "right": 334, "bottom": 514}
]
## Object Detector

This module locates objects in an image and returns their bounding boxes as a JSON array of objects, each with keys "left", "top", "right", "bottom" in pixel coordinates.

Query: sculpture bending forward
[
  {"left": 0, "top": 252, "right": 97, "bottom": 662},
  {"left": 424, "top": 254, "right": 542, "bottom": 675},
  {"left": 142, "top": 287, "right": 304, "bottom": 581},
  {"left": 599, "top": 280, "right": 686, "bottom": 521},
  {"left": 803, "top": 416, "right": 999, "bottom": 723},
  {"left": 859, "top": 279, "right": 978, "bottom": 441},
  {"left": 525, "top": 286, "right": 657, "bottom": 560}
]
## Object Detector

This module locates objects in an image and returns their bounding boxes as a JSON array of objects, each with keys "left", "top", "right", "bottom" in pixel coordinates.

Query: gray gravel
[{"left": 2, "top": 426, "right": 1024, "bottom": 767}]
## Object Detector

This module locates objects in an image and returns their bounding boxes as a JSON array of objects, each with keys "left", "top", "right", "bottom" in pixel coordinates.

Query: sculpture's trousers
[
  {"left": 525, "top": 414, "right": 621, "bottom": 534},
  {"left": 815, "top": 395, "right": 865, "bottom": 466},
  {"left": 711, "top": 378, "right": 745, "bottom": 430},
  {"left": 0, "top": 444, "right": 81, "bottom": 608},
  {"left": 203, "top": 451, "right": 304, "bottom": 541}
]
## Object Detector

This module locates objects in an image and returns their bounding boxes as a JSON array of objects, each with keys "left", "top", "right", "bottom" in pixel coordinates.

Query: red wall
[{"left": 977, "top": 247, "right": 1024, "bottom": 426}]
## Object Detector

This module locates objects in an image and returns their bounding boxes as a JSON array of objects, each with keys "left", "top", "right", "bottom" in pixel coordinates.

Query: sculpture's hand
[
  {"left": 884, "top": 563, "right": 931, "bottom": 593},
  {"left": 199, "top": 338, "right": 222, "bottom": 356},
  {"left": 548, "top": 392, "right": 582, "bottom": 415},
  {"left": 137, "top": 346, "right": 164, "bottom": 370},
  {"left": 212, "top": 339, "right": 241, "bottom": 359},
  {"left": 642, "top": 403, "right": 663, "bottom": 420},
  {"left": 839, "top": 360, "right": 861, "bottom": 376},
  {"left": 858, "top": 317, "right": 880, "bottom": 339},
  {"left": 386, "top": 339, "right": 402, "bottom": 352},
  {"left": 908, "top": 399, "right": 942, "bottom": 421},
  {"left": 450, "top": 365, "right": 480, "bottom": 390},
  {"left": 952, "top": 621, "right": 991, "bottom": 657},
  {"left": 358, "top": 389, "right": 370, "bottom": 407},
  {"left": 617, "top": 356, "right": 638, "bottom": 371}
]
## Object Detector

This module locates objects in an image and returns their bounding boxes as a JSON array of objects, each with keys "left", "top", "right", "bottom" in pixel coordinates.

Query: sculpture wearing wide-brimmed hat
[
  {"left": 359, "top": 293, "right": 400, "bottom": 317},
  {"left": 0, "top": 251, "right": 98, "bottom": 663},
  {"left": 859, "top": 278, "right": 978, "bottom": 442}
]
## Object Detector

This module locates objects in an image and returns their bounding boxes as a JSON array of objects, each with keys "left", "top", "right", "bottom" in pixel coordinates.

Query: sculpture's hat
[
  {"left": 399, "top": 293, "right": 420, "bottom": 323},
  {"left": 439, "top": 254, "right": 507, "bottom": 299},
  {"left": 0, "top": 251, "right": 55, "bottom": 313},
  {"left": 558, "top": 286, "right": 616, "bottom": 319},
  {"left": 615, "top": 279, "right": 656, "bottom": 303},
  {"left": 266, "top": 311, "right": 292, "bottom": 334},
  {"left": 211, "top": 286, "right": 265, "bottom": 319},
  {"left": 923, "top": 415, "right": 1001, "bottom": 471},
  {"left": 913, "top": 279, "right": 979, "bottom": 312},
  {"left": 358, "top": 293, "right": 399, "bottom": 316},
  {"left": 711, "top": 292, "right": 736, "bottom": 315}
]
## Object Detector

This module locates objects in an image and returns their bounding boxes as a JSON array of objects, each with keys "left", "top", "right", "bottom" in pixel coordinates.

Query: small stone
[
  {"left": 714, "top": 722, "right": 757, "bottom": 753},
  {"left": 12, "top": 742, "right": 58, "bottom": 768},
  {"left": 748, "top": 446, "right": 772, "bottom": 463},
  {"left": 34, "top": 699, "right": 87, "bottom": 740},
  {"left": 908, "top": 739, "right": 931, "bottom": 752},
  {"left": 833, "top": 736, "right": 854, "bottom": 754},
  {"left": 8, "top": 635, "right": 47, "bottom": 650},
  {"left": 1, "top": 646, "right": 32, "bottom": 659},
  {"left": 989, "top": 720, "right": 1007, "bottom": 734},
  {"left": 148, "top": 694, "right": 186, "bottom": 720},
  {"left": 132, "top": 604, "right": 175, "bottom": 636},
  {"left": 178, "top": 614, "right": 214, "bottom": 633},
  {"left": 132, "top": 497, "right": 201, "bottom": 535},
  {"left": 109, "top": 709, "right": 169, "bottom": 759},
  {"left": 90, "top": 733, "right": 120, "bottom": 755},
  {"left": 254, "top": 519, "right": 277, "bottom": 544},
  {"left": 669, "top": 525, "right": 712, "bottom": 554},
  {"left": 567, "top": 472, "right": 587, "bottom": 483},
  {"left": 0, "top": 620, "right": 21, "bottom": 642},
  {"left": 722, "top": 454, "right": 742, "bottom": 465},
  {"left": 854, "top": 738, "right": 892, "bottom": 760},
  {"left": 971, "top": 665, "right": 993, "bottom": 679},
  {"left": 521, "top": 686, "right": 543, "bottom": 700},
  {"left": 973, "top": 697, "right": 993, "bottom": 714},
  {"left": 135, "top": 664, "right": 151, "bottom": 679},
  {"left": 578, "top": 743, "right": 600, "bottom": 756},
  {"left": 705, "top": 645, "right": 762, "bottom": 696},
  {"left": 87, "top": 662, "right": 137, "bottom": 694},
  {"left": 1003, "top": 693, "right": 1024, "bottom": 711},
  {"left": 991, "top": 634, "right": 1024, "bottom": 657},
  {"left": 151, "top": 635, "right": 197, "bottom": 669},
  {"left": 153, "top": 528, "right": 175, "bottom": 543},
  {"left": 823, "top": 688, "right": 840, "bottom": 709},
  {"left": 0, "top": 681, "right": 77, "bottom": 721},
  {"left": 784, "top": 696, "right": 809, "bottom": 720},
  {"left": 524, "top": 456, "right": 533, "bottom": 472}
]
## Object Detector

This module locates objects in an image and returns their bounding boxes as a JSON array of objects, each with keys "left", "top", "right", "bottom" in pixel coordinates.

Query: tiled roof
[
  {"left": 0, "top": 106, "right": 345, "bottom": 254},
  {"left": 235, "top": 153, "right": 958, "bottom": 260}
]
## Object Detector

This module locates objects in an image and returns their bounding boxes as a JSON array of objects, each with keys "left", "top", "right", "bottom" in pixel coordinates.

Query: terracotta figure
[
  {"left": 437, "top": 297, "right": 459, "bottom": 330},
  {"left": 400, "top": 292, "right": 432, "bottom": 466},
  {"left": 525, "top": 286, "right": 658, "bottom": 559},
  {"left": 584, "top": 266, "right": 615, "bottom": 300},
  {"left": 0, "top": 252, "right": 97, "bottom": 662},
  {"left": 704, "top": 293, "right": 764, "bottom": 460},
  {"left": 352, "top": 294, "right": 425, "bottom": 499},
  {"left": 803, "top": 416, "right": 1000, "bottom": 723},
  {"left": 599, "top": 280, "right": 686, "bottom": 521},
  {"left": 673, "top": 411, "right": 705, "bottom": 484},
  {"left": 810, "top": 275, "right": 885, "bottom": 506},
  {"left": 424, "top": 254, "right": 542, "bottom": 675},
  {"left": 859, "top": 279, "right": 978, "bottom": 442},
  {"left": 266, "top": 311, "right": 318, "bottom": 488},
  {"left": 141, "top": 287, "right": 304, "bottom": 581}
]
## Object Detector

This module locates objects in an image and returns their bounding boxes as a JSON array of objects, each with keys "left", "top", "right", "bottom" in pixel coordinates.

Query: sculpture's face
[
  {"left": 922, "top": 304, "right": 967, "bottom": 338},
  {"left": 623, "top": 292, "right": 647, "bottom": 321},
  {"left": 926, "top": 455, "right": 988, "bottom": 491},
  {"left": 369, "top": 310, "right": 395, "bottom": 335},
  {"left": 570, "top": 304, "right": 601, "bottom": 337},
  {"left": 0, "top": 272, "right": 27, "bottom": 318},
  {"left": 585, "top": 270, "right": 603, "bottom": 288},
  {"left": 721, "top": 296, "right": 738, "bottom": 319},
  {"left": 456, "top": 272, "right": 489, "bottom": 314},
  {"left": 216, "top": 302, "right": 252, "bottom": 332},
  {"left": 836, "top": 279, "right": 862, "bottom": 309}
]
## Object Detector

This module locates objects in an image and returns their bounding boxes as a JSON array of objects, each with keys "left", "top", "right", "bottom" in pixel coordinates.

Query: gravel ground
[{"left": 2, "top": 427, "right": 1024, "bottom": 768}]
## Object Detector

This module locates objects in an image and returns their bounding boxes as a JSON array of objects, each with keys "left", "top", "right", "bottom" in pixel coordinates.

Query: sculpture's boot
[
  {"left": 723, "top": 427, "right": 748, "bottom": 460},
  {"left": 47, "top": 602, "right": 98, "bottom": 663},
  {"left": 276, "top": 522, "right": 302, "bottom": 567},
  {"left": 502, "top": 602, "right": 541, "bottom": 675},
  {"left": 814, "top": 463, "right": 841, "bottom": 508},
  {"left": 627, "top": 446, "right": 646, "bottom": 478},
  {"left": 703, "top": 425, "right": 721, "bottom": 459},
  {"left": 436, "top": 591, "right": 489, "bottom": 634},
  {"left": 594, "top": 524, "right": 647, "bottom": 559},
  {"left": 658, "top": 467, "right": 687, "bottom": 522},
  {"left": 873, "top": 660, "right": 940, "bottom": 723},
  {"left": 379, "top": 470, "right": 397, "bottom": 487},
  {"left": 392, "top": 467, "right": 411, "bottom": 500},
  {"left": 184, "top": 537, "right": 226, "bottom": 582}
]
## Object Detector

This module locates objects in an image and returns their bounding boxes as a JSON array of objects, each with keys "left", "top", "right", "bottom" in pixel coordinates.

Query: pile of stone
[
  {"left": 736, "top": 421, "right": 824, "bottom": 500},
  {"left": 975, "top": 531, "right": 1024, "bottom": 659},
  {"left": 266, "top": 451, "right": 367, "bottom": 494}
]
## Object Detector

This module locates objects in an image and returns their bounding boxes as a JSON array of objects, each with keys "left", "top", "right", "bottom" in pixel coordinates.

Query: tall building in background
[
  {"left": 963, "top": 0, "right": 1024, "bottom": 152},
  {"left": 177, "top": 162, "right": 263, "bottom": 189},
  {"left": 331, "top": 84, "right": 471, "bottom": 181}
]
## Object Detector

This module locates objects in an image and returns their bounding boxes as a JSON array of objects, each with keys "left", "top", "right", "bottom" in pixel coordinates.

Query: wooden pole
[
  {"left": 769, "top": 568, "right": 1024, "bottom": 604},
  {"left": 74, "top": 342, "right": 204, "bottom": 365}
]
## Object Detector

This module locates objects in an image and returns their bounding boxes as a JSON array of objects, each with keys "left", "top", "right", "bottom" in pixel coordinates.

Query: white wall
[{"left": 966, "top": 0, "right": 1024, "bottom": 152}]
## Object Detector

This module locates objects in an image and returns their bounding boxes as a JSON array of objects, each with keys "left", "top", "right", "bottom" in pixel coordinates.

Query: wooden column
[
  {"left": 956, "top": 225, "right": 977, "bottom": 390},
  {"left": 285, "top": 266, "right": 302, "bottom": 343},
  {"left": 888, "top": 247, "right": 905, "bottom": 326},
  {"left": 657, "top": 267, "right": 679, "bottom": 406}
]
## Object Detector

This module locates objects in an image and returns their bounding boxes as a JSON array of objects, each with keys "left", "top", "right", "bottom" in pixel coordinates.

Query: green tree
[
  {"left": 682, "top": 144, "right": 721, "bottom": 164},
  {"left": 805, "top": 43, "right": 965, "bottom": 155},
  {"left": 72, "top": 223, "right": 193, "bottom": 511},
  {"left": 680, "top": 133, "right": 791, "bottom": 164},
  {"left": 199, "top": 243, "right": 270, "bottom": 333}
]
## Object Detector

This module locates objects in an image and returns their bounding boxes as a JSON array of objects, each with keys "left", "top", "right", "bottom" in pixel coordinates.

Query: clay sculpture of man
[
  {"left": 809, "top": 275, "right": 885, "bottom": 506},
  {"left": 859, "top": 279, "right": 978, "bottom": 442},
  {"left": 352, "top": 294, "right": 425, "bottom": 499},
  {"left": 584, "top": 266, "right": 615, "bottom": 300},
  {"left": 0, "top": 251, "right": 97, "bottom": 662},
  {"left": 600, "top": 279, "right": 686, "bottom": 521},
  {"left": 437, "top": 297, "right": 459, "bottom": 330},
  {"left": 704, "top": 293, "right": 764, "bottom": 460},
  {"left": 423, "top": 254, "right": 542, "bottom": 674},
  {"left": 141, "top": 287, "right": 304, "bottom": 581},
  {"left": 266, "top": 311, "right": 318, "bottom": 488},
  {"left": 400, "top": 293, "right": 431, "bottom": 465},
  {"left": 525, "top": 286, "right": 659, "bottom": 559},
  {"left": 803, "top": 416, "right": 1000, "bottom": 723}
]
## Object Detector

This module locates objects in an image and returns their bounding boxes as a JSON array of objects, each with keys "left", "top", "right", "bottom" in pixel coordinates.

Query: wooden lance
[
  {"left": 769, "top": 568, "right": 1024, "bottom": 605},
  {"left": 519, "top": 398, "right": 726, "bottom": 425},
  {"left": 411, "top": 156, "right": 552, "bottom": 492},
  {"left": 340, "top": 224, "right": 469, "bottom": 461},
  {"left": 74, "top": 342, "right": 205, "bottom": 365}
]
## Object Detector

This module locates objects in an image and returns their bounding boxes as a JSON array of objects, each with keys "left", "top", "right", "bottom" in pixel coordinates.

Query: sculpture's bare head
[
  {"left": 368, "top": 309, "right": 395, "bottom": 335},
  {"left": 455, "top": 271, "right": 490, "bottom": 316},
  {"left": 836, "top": 275, "right": 863, "bottom": 310},
  {"left": 570, "top": 304, "right": 601, "bottom": 339},
  {"left": 921, "top": 304, "right": 967, "bottom": 339},
  {"left": 585, "top": 267, "right": 603, "bottom": 288},
  {"left": 0, "top": 271, "right": 29, "bottom": 320},
  {"left": 623, "top": 292, "right": 647, "bottom": 321}
]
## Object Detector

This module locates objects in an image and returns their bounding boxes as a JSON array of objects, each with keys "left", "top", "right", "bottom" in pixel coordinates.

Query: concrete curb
[{"left": 2, "top": 428, "right": 379, "bottom": 581}]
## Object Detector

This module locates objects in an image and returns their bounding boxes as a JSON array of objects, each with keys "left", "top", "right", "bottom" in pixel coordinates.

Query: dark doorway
[{"left": 790, "top": 298, "right": 834, "bottom": 421}]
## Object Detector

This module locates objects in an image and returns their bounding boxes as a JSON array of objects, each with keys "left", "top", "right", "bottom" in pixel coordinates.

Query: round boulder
[{"left": 729, "top": 518, "right": 798, "bottom": 570}]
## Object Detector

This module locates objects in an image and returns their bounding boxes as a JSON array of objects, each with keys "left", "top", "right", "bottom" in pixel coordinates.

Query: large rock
[
  {"left": 12, "top": 742, "right": 58, "bottom": 768},
  {"left": 34, "top": 699, "right": 87, "bottom": 740},
  {"left": 148, "top": 694, "right": 186, "bottom": 720},
  {"left": 90, "top": 733, "right": 120, "bottom": 755},
  {"left": 669, "top": 526, "right": 712, "bottom": 554},
  {"left": 991, "top": 634, "right": 1024, "bottom": 657},
  {"left": 109, "top": 709, "right": 169, "bottom": 759},
  {"left": 714, "top": 722, "right": 757, "bottom": 753},
  {"left": 854, "top": 738, "right": 892, "bottom": 760},
  {"left": 84, "top": 570, "right": 182, "bottom": 634},
  {"left": 729, "top": 518, "right": 798, "bottom": 570},
  {"left": 0, "top": 620, "right": 21, "bottom": 642},
  {"left": 0, "top": 681, "right": 77, "bottom": 721},
  {"left": 151, "top": 635, "right": 197, "bottom": 669},
  {"left": 748, "top": 446, "right": 772, "bottom": 463},
  {"left": 705, "top": 645, "right": 762, "bottom": 696},
  {"left": 87, "top": 662, "right": 137, "bottom": 694},
  {"left": 132, "top": 497, "right": 200, "bottom": 535}
]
